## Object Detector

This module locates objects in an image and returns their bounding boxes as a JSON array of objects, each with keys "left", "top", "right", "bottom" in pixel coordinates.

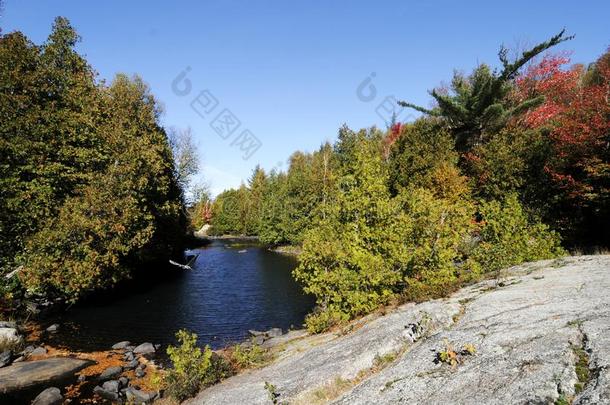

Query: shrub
[
  {"left": 304, "top": 308, "right": 349, "bottom": 334},
  {"left": 229, "top": 342, "right": 269, "bottom": 369},
  {"left": 398, "top": 188, "right": 477, "bottom": 301},
  {"left": 165, "top": 330, "right": 229, "bottom": 401},
  {"left": 472, "top": 194, "right": 565, "bottom": 274}
]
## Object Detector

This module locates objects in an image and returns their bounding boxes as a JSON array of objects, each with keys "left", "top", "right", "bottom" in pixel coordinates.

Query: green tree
[
  {"left": 399, "top": 30, "right": 572, "bottom": 152},
  {"left": 245, "top": 165, "right": 267, "bottom": 234},
  {"left": 210, "top": 189, "right": 244, "bottom": 235},
  {"left": 0, "top": 18, "right": 187, "bottom": 301},
  {"left": 259, "top": 171, "right": 289, "bottom": 245},
  {"left": 0, "top": 18, "right": 102, "bottom": 274},
  {"left": 295, "top": 128, "right": 408, "bottom": 330},
  {"left": 472, "top": 194, "right": 564, "bottom": 274},
  {"left": 387, "top": 118, "right": 458, "bottom": 194}
]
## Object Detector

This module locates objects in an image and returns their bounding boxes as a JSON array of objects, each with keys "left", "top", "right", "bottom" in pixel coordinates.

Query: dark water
[{"left": 45, "top": 239, "right": 314, "bottom": 351}]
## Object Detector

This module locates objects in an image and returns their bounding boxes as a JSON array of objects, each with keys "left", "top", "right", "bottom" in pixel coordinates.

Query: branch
[
  {"left": 499, "top": 29, "right": 574, "bottom": 81},
  {"left": 397, "top": 100, "right": 438, "bottom": 116}
]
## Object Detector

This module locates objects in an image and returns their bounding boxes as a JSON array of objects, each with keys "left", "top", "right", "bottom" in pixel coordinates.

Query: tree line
[
  {"left": 208, "top": 31, "right": 610, "bottom": 332},
  {"left": 0, "top": 18, "right": 195, "bottom": 304}
]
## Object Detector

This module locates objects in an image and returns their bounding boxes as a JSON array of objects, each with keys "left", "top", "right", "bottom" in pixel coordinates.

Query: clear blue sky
[{"left": 2, "top": 1, "right": 609, "bottom": 195}]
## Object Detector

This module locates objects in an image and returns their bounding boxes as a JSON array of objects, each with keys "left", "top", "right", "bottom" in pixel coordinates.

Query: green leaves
[
  {"left": 399, "top": 30, "right": 573, "bottom": 152},
  {"left": 0, "top": 19, "right": 186, "bottom": 301},
  {"left": 165, "top": 330, "right": 222, "bottom": 401}
]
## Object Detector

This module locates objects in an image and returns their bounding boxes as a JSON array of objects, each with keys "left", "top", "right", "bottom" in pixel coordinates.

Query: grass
[
  {"left": 572, "top": 345, "right": 591, "bottom": 394},
  {"left": 0, "top": 334, "right": 23, "bottom": 353},
  {"left": 309, "top": 377, "right": 352, "bottom": 404}
]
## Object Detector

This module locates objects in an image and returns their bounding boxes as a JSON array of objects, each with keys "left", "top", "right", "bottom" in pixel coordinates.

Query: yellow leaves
[{"left": 436, "top": 339, "right": 477, "bottom": 368}]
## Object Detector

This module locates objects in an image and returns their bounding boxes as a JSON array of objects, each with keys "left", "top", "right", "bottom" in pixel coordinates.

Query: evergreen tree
[{"left": 398, "top": 30, "right": 572, "bottom": 152}]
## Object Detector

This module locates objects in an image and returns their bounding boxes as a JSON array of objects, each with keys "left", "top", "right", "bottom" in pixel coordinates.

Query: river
[{"left": 43, "top": 238, "right": 314, "bottom": 352}]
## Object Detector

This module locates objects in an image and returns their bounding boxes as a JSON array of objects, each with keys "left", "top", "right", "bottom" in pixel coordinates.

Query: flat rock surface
[
  {"left": 0, "top": 357, "right": 92, "bottom": 394},
  {"left": 188, "top": 256, "right": 610, "bottom": 404}
]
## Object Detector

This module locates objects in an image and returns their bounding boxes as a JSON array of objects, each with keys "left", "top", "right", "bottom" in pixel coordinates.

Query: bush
[
  {"left": 472, "top": 194, "right": 565, "bottom": 274},
  {"left": 304, "top": 308, "right": 349, "bottom": 334},
  {"left": 165, "top": 330, "right": 230, "bottom": 401},
  {"left": 398, "top": 187, "right": 478, "bottom": 301},
  {"left": 229, "top": 342, "right": 269, "bottom": 369}
]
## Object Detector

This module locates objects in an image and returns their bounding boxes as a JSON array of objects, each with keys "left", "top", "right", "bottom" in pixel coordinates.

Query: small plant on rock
[
  {"left": 229, "top": 341, "right": 269, "bottom": 370},
  {"left": 435, "top": 339, "right": 477, "bottom": 367},
  {"left": 165, "top": 329, "right": 230, "bottom": 401}
]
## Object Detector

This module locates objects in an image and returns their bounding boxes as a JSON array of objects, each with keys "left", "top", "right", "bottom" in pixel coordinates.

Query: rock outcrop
[
  {"left": 187, "top": 255, "right": 610, "bottom": 404},
  {"left": 0, "top": 357, "right": 92, "bottom": 394}
]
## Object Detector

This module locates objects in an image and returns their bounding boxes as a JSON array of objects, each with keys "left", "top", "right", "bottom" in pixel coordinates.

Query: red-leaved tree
[{"left": 514, "top": 50, "right": 610, "bottom": 242}]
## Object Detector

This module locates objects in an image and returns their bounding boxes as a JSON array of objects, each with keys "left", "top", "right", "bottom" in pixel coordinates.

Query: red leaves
[{"left": 515, "top": 51, "right": 610, "bottom": 204}]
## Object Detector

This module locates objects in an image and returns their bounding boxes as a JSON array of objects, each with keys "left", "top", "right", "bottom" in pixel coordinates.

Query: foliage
[
  {"left": 435, "top": 340, "right": 477, "bottom": 367},
  {"left": 229, "top": 341, "right": 269, "bottom": 369},
  {"left": 189, "top": 183, "right": 212, "bottom": 230},
  {"left": 515, "top": 50, "right": 610, "bottom": 244},
  {"left": 295, "top": 128, "right": 408, "bottom": 322},
  {"left": 387, "top": 118, "right": 458, "bottom": 195},
  {"left": 209, "top": 188, "right": 247, "bottom": 235},
  {"left": 399, "top": 30, "right": 572, "bottom": 152},
  {"left": 264, "top": 381, "right": 281, "bottom": 405},
  {"left": 0, "top": 18, "right": 187, "bottom": 301},
  {"left": 572, "top": 345, "right": 591, "bottom": 394},
  {"left": 165, "top": 330, "right": 230, "bottom": 401},
  {"left": 472, "top": 194, "right": 565, "bottom": 274},
  {"left": 169, "top": 127, "right": 199, "bottom": 201},
  {"left": 398, "top": 187, "right": 477, "bottom": 301},
  {"left": 304, "top": 307, "right": 349, "bottom": 334}
]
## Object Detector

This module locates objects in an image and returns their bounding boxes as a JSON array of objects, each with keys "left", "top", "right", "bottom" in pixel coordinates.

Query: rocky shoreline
[
  {"left": 186, "top": 255, "right": 610, "bottom": 404},
  {"left": 0, "top": 318, "right": 300, "bottom": 404},
  {"left": 0, "top": 320, "right": 164, "bottom": 404}
]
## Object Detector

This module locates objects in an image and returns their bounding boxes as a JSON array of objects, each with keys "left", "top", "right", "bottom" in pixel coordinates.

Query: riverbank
[
  {"left": 269, "top": 245, "right": 302, "bottom": 256},
  {"left": 0, "top": 322, "right": 163, "bottom": 403},
  {"left": 186, "top": 255, "right": 610, "bottom": 404}
]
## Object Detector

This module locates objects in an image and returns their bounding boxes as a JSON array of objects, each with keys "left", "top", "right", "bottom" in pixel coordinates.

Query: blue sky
[{"left": 2, "top": 1, "right": 609, "bottom": 196}]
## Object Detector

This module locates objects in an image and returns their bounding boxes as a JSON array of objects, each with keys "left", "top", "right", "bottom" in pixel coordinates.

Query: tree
[
  {"left": 514, "top": 50, "right": 610, "bottom": 243},
  {"left": 399, "top": 30, "right": 573, "bottom": 152},
  {"left": 210, "top": 189, "right": 244, "bottom": 235},
  {"left": 0, "top": 18, "right": 187, "bottom": 301},
  {"left": 295, "top": 128, "right": 408, "bottom": 330},
  {"left": 245, "top": 165, "right": 267, "bottom": 235},
  {"left": 387, "top": 118, "right": 458, "bottom": 195},
  {"left": 0, "top": 17, "right": 102, "bottom": 274},
  {"left": 169, "top": 127, "right": 200, "bottom": 202},
  {"left": 259, "top": 171, "right": 289, "bottom": 245}
]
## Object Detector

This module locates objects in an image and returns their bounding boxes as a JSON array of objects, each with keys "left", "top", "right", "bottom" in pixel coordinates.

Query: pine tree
[{"left": 398, "top": 30, "right": 572, "bottom": 152}]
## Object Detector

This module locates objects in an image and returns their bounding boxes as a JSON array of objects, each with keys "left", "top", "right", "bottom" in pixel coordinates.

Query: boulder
[
  {"left": 30, "top": 347, "right": 47, "bottom": 356},
  {"left": 0, "top": 327, "right": 22, "bottom": 349},
  {"left": 102, "top": 379, "right": 120, "bottom": 393},
  {"left": 125, "top": 359, "right": 139, "bottom": 370},
  {"left": 0, "top": 357, "right": 92, "bottom": 394},
  {"left": 135, "top": 367, "right": 146, "bottom": 378},
  {"left": 119, "top": 376, "right": 129, "bottom": 388},
  {"left": 45, "top": 324, "right": 59, "bottom": 333},
  {"left": 248, "top": 330, "right": 265, "bottom": 337},
  {"left": 252, "top": 335, "right": 265, "bottom": 346},
  {"left": 133, "top": 342, "right": 155, "bottom": 355},
  {"left": 125, "top": 387, "right": 154, "bottom": 403},
  {"left": 124, "top": 351, "right": 135, "bottom": 361},
  {"left": 266, "top": 328, "right": 283, "bottom": 338},
  {"left": 93, "top": 385, "right": 119, "bottom": 401},
  {"left": 0, "top": 350, "right": 11, "bottom": 368},
  {"left": 98, "top": 365, "right": 122, "bottom": 381},
  {"left": 31, "top": 387, "right": 62, "bottom": 405},
  {"left": 22, "top": 345, "right": 36, "bottom": 355},
  {"left": 112, "top": 341, "right": 131, "bottom": 350}
]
